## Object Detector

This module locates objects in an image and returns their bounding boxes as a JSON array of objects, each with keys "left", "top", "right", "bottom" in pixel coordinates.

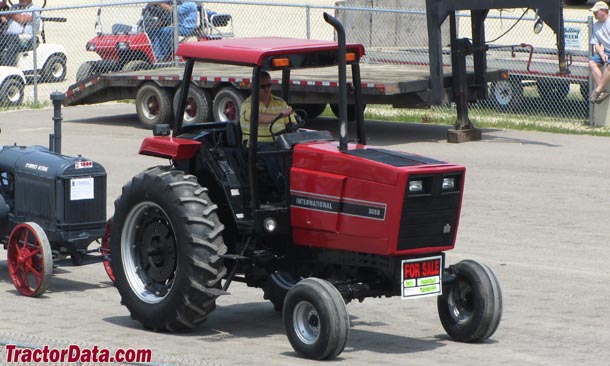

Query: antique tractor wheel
[
  {"left": 7, "top": 222, "right": 53, "bottom": 297},
  {"left": 100, "top": 218, "right": 115, "bottom": 283},
  {"left": 437, "top": 260, "right": 503, "bottom": 342},
  {"left": 283, "top": 278, "right": 350, "bottom": 360},
  {"left": 111, "top": 166, "right": 227, "bottom": 332}
]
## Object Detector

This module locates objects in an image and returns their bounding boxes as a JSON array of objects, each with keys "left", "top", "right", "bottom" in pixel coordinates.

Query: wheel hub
[
  {"left": 139, "top": 213, "right": 175, "bottom": 282},
  {"left": 293, "top": 301, "right": 320, "bottom": 345}
]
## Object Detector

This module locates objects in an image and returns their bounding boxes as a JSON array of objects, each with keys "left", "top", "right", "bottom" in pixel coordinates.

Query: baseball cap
[{"left": 591, "top": 1, "right": 609, "bottom": 12}]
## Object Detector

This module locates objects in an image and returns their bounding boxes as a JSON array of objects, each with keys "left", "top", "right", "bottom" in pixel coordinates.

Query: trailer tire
[
  {"left": 438, "top": 260, "right": 503, "bottom": 343},
  {"left": 283, "top": 278, "right": 349, "bottom": 360},
  {"left": 111, "top": 166, "right": 227, "bottom": 332},
  {"left": 293, "top": 104, "right": 327, "bottom": 119},
  {"left": 489, "top": 79, "right": 522, "bottom": 110},
  {"left": 537, "top": 80, "right": 569, "bottom": 101},
  {"left": 136, "top": 83, "right": 173, "bottom": 128},
  {"left": 41, "top": 54, "right": 67, "bottom": 83},
  {"left": 262, "top": 272, "right": 303, "bottom": 311},
  {"left": 330, "top": 103, "right": 365, "bottom": 121},
  {"left": 0, "top": 78, "right": 24, "bottom": 106},
  {"left": 173, "top": 84, "right": 212, "bottom": 124},
  {"left": 213, "top": 87, "right": 246, "bottom": 122}
]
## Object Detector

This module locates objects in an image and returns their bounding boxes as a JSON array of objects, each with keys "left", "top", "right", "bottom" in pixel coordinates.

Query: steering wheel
[{"left": 269, "top": 109, "right": 307, "bottom": 141}]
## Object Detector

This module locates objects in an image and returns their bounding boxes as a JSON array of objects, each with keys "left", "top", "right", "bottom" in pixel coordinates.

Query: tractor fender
[
  {"left": 0, "top": 194, "right": 9, "bottom": 222},
  {"left": 138, "top": 136, "right": 201, "bottom": 160}
]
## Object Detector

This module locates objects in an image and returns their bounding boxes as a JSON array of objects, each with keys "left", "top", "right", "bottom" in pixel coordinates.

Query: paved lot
[{"left": 0, "top": 103, "right": 609, "bottom": 365}]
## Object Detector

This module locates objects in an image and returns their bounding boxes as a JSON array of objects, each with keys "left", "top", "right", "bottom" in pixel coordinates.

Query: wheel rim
[
  {"left": 293, "top": 301, "right": 321, "bottom": 345},
  {"left": 6, "top": 83, "right": 22, "bottom": 103},
  {"left": 121, "top": 201, "right": 177, "bottom": 304},
  {"left": 447, "top": 280, "right": 475, "bottom": 324},
  {"left": 7, "top": 224, "right": 48, "bottom": 296},
  {"left": 218, "top": 98, "right": 236, "bottom": 121},
  {"left": 493, "top": 80, "right": 513, "bottom": 106},
  {"left": 51, "top": 62, "right": 64, "bottom": 79},
  {"left": 184, "top": 97, "right": 197, "bottom": 123},
  {"left": 141, "top": 94, "right": 160, "bottom": 120}
]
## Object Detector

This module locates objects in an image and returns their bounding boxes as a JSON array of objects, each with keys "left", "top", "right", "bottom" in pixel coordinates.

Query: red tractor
[{"left": 109, "top": 14, "right": 502, "bottom": 360}]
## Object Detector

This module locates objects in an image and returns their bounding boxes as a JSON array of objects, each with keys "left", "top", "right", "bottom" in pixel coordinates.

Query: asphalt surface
[{"left": 0, "top": 103, "right": 608, "bottom": 365}]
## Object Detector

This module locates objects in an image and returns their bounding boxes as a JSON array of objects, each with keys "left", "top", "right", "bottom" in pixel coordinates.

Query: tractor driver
[
  {"left": 240, "top": 71, "right": 296, "bottom": 198},
  {"left": 0, "top": 0, "right": 40, "bottom": 66}
]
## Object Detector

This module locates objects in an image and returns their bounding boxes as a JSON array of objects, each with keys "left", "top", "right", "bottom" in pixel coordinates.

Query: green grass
[
  {"left": 0, "top": 100, "right": 51, "bottom": 111},
  {"left": 322, "top": 104, "right": 610, "bottom": 137}
]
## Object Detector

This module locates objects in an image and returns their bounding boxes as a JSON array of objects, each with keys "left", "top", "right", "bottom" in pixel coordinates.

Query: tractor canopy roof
[{"left": 176, "top": 37, "right": 365, "bottom": 70}]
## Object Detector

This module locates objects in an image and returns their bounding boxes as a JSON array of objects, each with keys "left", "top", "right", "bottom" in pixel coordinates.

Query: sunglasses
[{"left": 260, "top": 83, "right": 272, "bottom": 89}]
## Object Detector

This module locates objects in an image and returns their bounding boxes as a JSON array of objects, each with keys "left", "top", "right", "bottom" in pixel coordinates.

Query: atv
[{"left": 110, "top": 13, "right": 502, "bottom": 360}]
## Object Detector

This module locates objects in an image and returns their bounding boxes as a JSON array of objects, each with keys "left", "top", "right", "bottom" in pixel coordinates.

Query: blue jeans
[{"left": 149, "top": 25, "right": 195, "bottom": 62}]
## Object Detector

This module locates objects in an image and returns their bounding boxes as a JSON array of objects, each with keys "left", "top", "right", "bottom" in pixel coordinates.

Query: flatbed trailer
[{"left": 63, "top": 61, "right": 504, "bottom": 128}]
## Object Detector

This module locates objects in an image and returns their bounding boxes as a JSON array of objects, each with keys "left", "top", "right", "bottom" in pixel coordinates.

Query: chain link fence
[{"left": 0, "top": 0, "right": 595, "bottom": 125}]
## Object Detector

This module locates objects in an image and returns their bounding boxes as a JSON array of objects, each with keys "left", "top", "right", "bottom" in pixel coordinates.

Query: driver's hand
[{"left": 280, "top": 106, "right": 293, "bottom": 117}]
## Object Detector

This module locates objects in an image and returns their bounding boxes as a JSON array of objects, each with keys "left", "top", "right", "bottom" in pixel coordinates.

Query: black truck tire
[
  {"left": 283, "top": 278, "right": 349, "bottom": 360},
  {"left": 111, "top": 166, "right": 227, "bottom": 332},
  {"left": 262, "top": 272, "right": 303, "bottom": 311},
  {"left": 0, "top": 78, "right": 24, "bottom": 106},
  {"left": 213, "top": 87, "right": 246, "bottom": 122},
  {"left": 41, "top": 54, "right": 67, "bottom": 83},
  {"left": 330, "top": 103, "right": 366, "bottom": 121},
  {"left": 173, "top": 84, "right": 212, "bottom": 124},
  {"left": 292, "top": 103, "right": 327, "bottom": 119},
  {"left": 136, "top": 83, "right": 173, "bottom": 128},
  {"left": 437, "top": 259, "right": 503, "bottom": 343}
]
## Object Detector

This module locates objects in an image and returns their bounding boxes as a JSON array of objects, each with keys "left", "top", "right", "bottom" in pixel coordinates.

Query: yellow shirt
[{"left": 240, "top": 94, "right": 293, "bottom": 143}]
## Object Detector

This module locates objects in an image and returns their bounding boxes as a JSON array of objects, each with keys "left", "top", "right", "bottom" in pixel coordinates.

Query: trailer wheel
[
  {"left": 0, "top": 78, "right": 24, "bottom": 106},
  {"left": 438, "top": 260, "right": 503, "bottom": 343},
  {"left": 293, "top": 104, "right": 327, "bottom": 119},
  {"left": 537, "top": 80, "right": 570, "bottom": 101},
  {"left": 41, "top": 54, "right": 67, "bottom": 83},
  {"left": 330, "top": 103, "right": 366, "bottom": 121},
  {"left": 213, "top": 87, "right": 246, "bottom": 122},
  {"left": 111, "top": 166, "right": 227, "bottom": 332},
  {"left": 7, "top": 222, "right": 53, "bottom": 297},
  {"left": 489, "top": 79, "right": 522, "bottom": 110},
  {"left": 283, "top": 278, "right": 349, "bottom": 360},
  {"left": 136, "top": 83, "right": 173, "bottom": 129},
  {"left": 100, "top": 218, "right": 115, "bottom": 283},
  {"left": 173, "top": 84, "right": 212, "bottom": 124},
  {"left": 262, "top": 272, "right": 303, "bottom": 311}
]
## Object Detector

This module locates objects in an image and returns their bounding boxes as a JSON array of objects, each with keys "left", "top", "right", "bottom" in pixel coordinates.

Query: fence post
[
  {"left": 306, "top": 5, "right": 311, "bottom": 39},
  {"left": 588, "top": 15, "right": 594, "bottom": 126},
  {"left": 32, "top": 8, "right": 39, "bottom": 105}
]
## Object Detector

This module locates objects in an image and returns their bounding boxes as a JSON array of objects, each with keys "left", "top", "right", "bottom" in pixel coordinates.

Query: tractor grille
[
  {"left": 61, "top": 175, "right": 107, "bottom": 226},
  {"left": 396, "top": 173, "right": 461, "bottom": 251}
]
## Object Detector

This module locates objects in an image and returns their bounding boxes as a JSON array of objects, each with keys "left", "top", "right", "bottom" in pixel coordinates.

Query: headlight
[
  {"left": 263, "top": 217, "right": 277, "bottom": 232},
  {"left": 86, "top": 42, "right": 95, "bottom": 51},
  {"left": 442, "top": 177, "right": 455, "bottom": 190},
  {"left": 409, "top": 180, "right": 423, "bottom": 192},
  {"left": 116, "top": 41, "right": 130, "bottom": 50}
]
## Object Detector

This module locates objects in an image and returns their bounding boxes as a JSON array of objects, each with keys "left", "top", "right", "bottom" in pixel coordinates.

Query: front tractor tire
[
  {"left": 437, "top": 260, "right": 503, "bottom": 343},
  {"left": 283, "top": 278, "right": 350, "bottom": 360},
  {"left": 110, "top": 166, "right": 227, "bottom": 332}
]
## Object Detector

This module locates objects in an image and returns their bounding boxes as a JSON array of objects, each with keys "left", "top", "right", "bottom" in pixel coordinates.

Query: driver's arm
[{"left": 258, "top": 106, "right": 293, "bottom": 124}]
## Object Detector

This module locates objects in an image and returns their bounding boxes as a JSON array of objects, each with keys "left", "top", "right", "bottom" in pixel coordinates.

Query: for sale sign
[{"left": 401, "top": 256, "right": 443, "bottom": 299}]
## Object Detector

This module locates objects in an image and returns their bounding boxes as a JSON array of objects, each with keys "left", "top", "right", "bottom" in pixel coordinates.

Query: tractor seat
[{"left": 224, "top": 121, "right": 243, "bottom": 147}]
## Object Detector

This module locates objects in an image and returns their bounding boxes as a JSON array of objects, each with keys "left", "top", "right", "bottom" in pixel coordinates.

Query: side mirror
[{"left": 533, "top": 17, "right": 544, "bottom": 34}]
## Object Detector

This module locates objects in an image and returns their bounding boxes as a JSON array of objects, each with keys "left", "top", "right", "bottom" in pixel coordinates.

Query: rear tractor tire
[
  {"left": 110, "top": 166, "right": 227, "bottom": 332},
  {"left": 437, "top": 260, "right": 503, "bottom": 343}
]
